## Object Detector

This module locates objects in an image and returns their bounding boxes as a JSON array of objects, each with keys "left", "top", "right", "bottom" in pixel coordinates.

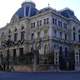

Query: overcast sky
[{"left": 0, "top": 0, "right": 80, "bottom": 27}]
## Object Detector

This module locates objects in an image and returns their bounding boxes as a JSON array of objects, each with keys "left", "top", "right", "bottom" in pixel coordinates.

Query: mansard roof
[
  {"left": 59, "top": 8, "right": 74, "bottom": 18},
  {"left": 10, "top": 2, "right": 80, "bottom": 23},
  {"left": 15, "top": 4, "right": 38, "bottom": 18},
  {"left": 10, "top": 1, "right": 38, "bottom": 23}
]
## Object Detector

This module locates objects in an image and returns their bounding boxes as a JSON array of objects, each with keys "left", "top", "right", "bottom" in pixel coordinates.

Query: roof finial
[
  {"left": 48, "top": 3, "right": 50, "bottom": 8},
  {"left": 25, "top": 0, "right": 31, "bottom": 2}
]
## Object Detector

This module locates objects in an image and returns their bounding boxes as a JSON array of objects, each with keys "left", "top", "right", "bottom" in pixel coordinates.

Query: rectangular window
[
  {"left": 79, "top": 35, "right": 80, "bottom": 42},
  {"left": 54, "top": 19, "right": 57, "bottom": 25},
  {"left": 37, "top": 20, "right": 42, "bottom": 26},
  {"left": 63, "top": 23, "right": 67, "bottom": 29},
  {"left": 53, "top": 18, "right": 55, "bottom": 24},
  {"left": 44, "top": 19, "right": 46, "bottom": 24},
  {"left": 21, "top": 31, "right": 25, "bottom": 40},
  {"left": 40, "top": 20, "right": 42, "bottom": 26},
  {"left": 46, "top": 18, "right": 49, "bottom": 24},
  {"left": 59, "top": 46, "right": 62, "bottom": 54},
  {"left": 8, "top": 35, "right": 11, "bottom": 40},
  {"left": 65, "top": 34, "right": 67, "bottom": 40},
  {"left": 73, "top": 32, "right": 75, "bottom": 41},
  {"left": 31, "top": 22, "right": 35, "bottom": 28},
  {"left": 14, "top": 33, "right": 17, "bottom": 41},
  {"left": 53, "top": 18, "right": 57, "bottom": 25},
  {"left": 44, "top": 18, "right": 49, "bottom": 24},
  {"left": 58, "top": 21, "right": 62, "bottom": 27},
  {"left": 37, "top": 21, "right": 39, "bottom": 26},
  {"left": 54, "top": 30, "right": 57, "bottom": 37},
  {"left": 60, "top": 32, "right": 62, "bottom": 39}
]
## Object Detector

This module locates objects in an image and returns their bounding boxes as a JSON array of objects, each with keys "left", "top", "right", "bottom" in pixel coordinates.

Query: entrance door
[
  {"left": 68, "top": 50, "right": 75, "bottom": 70},
  {"left": 19, "top": 48, "right": 24, "bottom": 64},
  {"left": 13, "top": 49, "right": 16, "bottom": 64},
  {"left": 59, "top": 46, "right": 66, "bottom": 70}
]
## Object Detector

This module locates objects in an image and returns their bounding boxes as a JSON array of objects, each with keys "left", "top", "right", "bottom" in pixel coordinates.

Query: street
[{"left": 0, "top": 72, "right": 80, "bottom": 80}]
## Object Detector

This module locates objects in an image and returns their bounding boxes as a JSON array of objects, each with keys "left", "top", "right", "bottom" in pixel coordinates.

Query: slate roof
[
  {"left": 14, "top": 1, "right": 38, "bottom": 18},
  {"left": 15, "top": 6, "right": 38, "bottom": 18}
]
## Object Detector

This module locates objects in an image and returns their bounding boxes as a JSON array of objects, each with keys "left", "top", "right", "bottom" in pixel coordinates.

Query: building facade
[{"left": 0, "top": 1, "right": 80, "bottom": 71}]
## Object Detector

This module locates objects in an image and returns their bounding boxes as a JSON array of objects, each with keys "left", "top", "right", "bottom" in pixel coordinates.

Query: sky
[{"left": 0, "top": 0, "right": 80, "bottom": 27}]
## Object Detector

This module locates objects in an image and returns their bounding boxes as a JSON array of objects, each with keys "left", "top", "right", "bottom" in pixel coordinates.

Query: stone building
[{"left": 0, "top": 1, "right": 80, "bottom": 71}]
